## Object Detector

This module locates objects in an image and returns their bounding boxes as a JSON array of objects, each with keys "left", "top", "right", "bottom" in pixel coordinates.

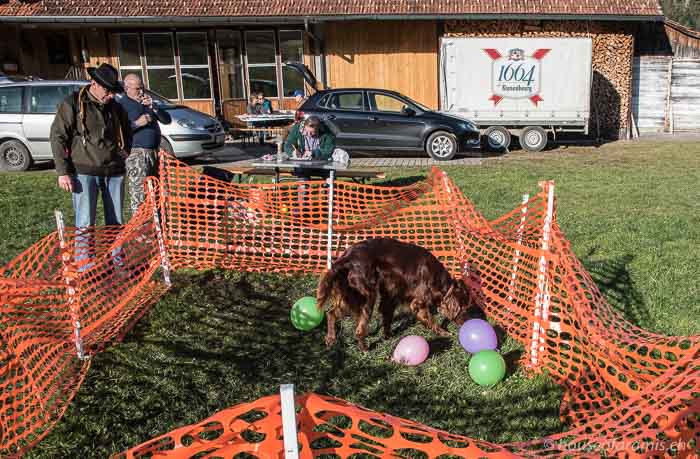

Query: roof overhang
[{"left": 0, "top": 13, "right": 666, "bottom": 26}]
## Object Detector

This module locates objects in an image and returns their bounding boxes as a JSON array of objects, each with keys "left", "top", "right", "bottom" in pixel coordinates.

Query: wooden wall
[
  {"left": 444, "top": 20, "right": 635, "bottom": 140},
  {"left": 323, "top": 21, "right": 439, "bottom": 109},
  {"left": 0, "top": 26, "right": 21, "bottom": 75},
  {"left": 180, "top": 100, "right": 215, "bottom": 116},
  {"left": 85, "top": 29, "right": 118, "bottom": 69}
]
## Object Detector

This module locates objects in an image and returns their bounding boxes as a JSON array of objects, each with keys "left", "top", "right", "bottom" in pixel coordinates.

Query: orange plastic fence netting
[{"left": 1, "top": 152, "right": 698, "bottom": 458}]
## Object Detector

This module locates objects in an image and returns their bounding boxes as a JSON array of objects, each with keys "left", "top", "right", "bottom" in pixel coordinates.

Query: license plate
[{"left": 215, "top": 134, "right": 225, "bottom": 144}]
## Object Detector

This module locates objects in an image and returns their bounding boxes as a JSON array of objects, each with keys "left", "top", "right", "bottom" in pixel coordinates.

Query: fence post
[
  {"left": 54, "top": 210, "right": 87, "bottom": 360},
  {"left": 280, "top": 384, "right": 299, "bottom": 459},
  {"left": 529, "top": 184, "right": 554, "bottom": 366},
  {"left": 147, "top": 180, "right": 172, "bottom": 287},
  {"left": 326, "top": 171, "right": 336, "bottom": 270}
]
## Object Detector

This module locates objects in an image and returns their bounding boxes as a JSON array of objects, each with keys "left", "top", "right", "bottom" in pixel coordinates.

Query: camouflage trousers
[{"left": 126, "top": 148, "right": 159, "bottom": 219}]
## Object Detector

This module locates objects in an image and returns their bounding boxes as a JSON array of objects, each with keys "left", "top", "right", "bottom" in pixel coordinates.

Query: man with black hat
[
  {"left": 50, "top": 63, "right": 132, "bottom": 268},
  {"left": 51, "top": 63, "right": 132, "bottom": 226}
]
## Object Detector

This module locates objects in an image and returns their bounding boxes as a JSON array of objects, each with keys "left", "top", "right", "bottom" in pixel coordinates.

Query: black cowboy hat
[{"left": 87, "top": 63, "right": 123, "bottom": 93}]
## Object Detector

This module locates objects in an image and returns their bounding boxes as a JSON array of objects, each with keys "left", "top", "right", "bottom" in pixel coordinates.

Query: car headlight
[
  {"left": 177, "top": 118, "right": 198, "bottom": 129},
  {"left": 459, "top": 121, "right": 477, "bottom": 132}
]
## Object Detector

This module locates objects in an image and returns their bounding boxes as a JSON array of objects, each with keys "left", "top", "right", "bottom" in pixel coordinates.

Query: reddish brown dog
[{"left": 316, "top": 238, "right": 477, "bottom": 351}]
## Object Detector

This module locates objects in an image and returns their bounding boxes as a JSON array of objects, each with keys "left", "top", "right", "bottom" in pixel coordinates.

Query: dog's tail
[{"left": 316, "top": 263, "right": 346, "bottom": 312}]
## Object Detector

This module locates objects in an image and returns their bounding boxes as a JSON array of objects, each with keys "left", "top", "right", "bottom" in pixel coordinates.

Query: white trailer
[{"left": 440, "top": 37, "right": 593, "bottom": 152}]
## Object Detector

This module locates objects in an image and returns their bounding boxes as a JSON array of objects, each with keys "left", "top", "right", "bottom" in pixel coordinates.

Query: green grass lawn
[{"left": 1, "top": 140, "right": 698, "bottom": 457}]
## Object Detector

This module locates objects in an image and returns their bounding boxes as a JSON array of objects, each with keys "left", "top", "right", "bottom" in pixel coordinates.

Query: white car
[{"left": 0, "top": 79, "right": 225, "bottom": 171}]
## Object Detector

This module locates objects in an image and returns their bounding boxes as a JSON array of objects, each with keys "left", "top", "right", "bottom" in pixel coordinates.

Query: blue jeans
[{"left": 71, "top": 175, "right": 124, "bottom": 270}]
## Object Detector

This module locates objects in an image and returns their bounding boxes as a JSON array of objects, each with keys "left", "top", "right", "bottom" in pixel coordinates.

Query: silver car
[{"left": 0, "top": 79, "right": 225, "bottom": 171}]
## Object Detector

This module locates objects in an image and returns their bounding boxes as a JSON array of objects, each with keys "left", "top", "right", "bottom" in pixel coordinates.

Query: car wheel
[
  {"left": 519, "top": 126, "right": 548, "bottom": 152},
  {"left": 160, "top": 137, "right": 174, "bottom": 156},
  {"left": 426, "top": 131, "right": 457, "bottom": 161},
  {"left": 0, "top": 140, "right": 32, "bottom": 172},
  {"left": 483, "top": 126, "right": 511, "bottom": 152}
]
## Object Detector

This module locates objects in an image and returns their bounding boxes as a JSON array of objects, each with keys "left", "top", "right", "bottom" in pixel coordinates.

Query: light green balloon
[
  {"left": 468, "top": 350, "right": 506, "bottom": 386},
  {"left": 290, "top": 297, "right": 324, "bottom": 331}
]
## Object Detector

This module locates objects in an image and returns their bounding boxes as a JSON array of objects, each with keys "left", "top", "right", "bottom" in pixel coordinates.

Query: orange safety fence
[{"left": 1, "top": 151, "right": 698, "bottom": 458}]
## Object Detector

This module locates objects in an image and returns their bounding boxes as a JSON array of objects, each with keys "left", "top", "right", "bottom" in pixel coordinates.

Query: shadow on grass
[
  {"left": 580, "top": 251, "right": 651, "bottom": 329},
  {"left": 27, "top": 270, "right": 564, "bottom": 459},
  {"left": 375, "top": 175, "right": 426, "bottom": 187}
]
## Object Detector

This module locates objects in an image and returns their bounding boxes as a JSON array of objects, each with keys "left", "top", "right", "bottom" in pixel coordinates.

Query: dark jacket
[
  {"left": 284, "top": 120, "right": 335, "bottom": 160},
  {"left": 50, "top": 88, "right": 132, "bottom": 176},
  {"left": 117, "top": 94, "right": 171, "bottom": 149}
]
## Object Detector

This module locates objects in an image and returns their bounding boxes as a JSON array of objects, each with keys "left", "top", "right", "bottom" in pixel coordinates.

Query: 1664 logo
[{"left": 484, "top": 48, "right": 550, "bottom": 106}]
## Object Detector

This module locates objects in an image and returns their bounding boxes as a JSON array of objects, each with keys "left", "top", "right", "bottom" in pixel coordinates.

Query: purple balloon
[
  {"left": 459, "top": 319, "right": 498, "bottom": 353},
  {"left": 392, "top": 335, "right": 430, "bottom": 366}
]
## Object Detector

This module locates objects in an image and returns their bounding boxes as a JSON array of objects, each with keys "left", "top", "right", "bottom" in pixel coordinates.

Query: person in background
[
  {"left": 246, "top": 94, "right": 259, "bottom": 114},
  {"left": 50, "top": 63, "right": 132, "bottom": 269},
  {"left": 117, "top": 73, "right": 172, "bottom": 218},
  {"left": 284, "top": 116, "right": 335, "bottom": 161},
  {"left": 293, "top": 89, "right": 306, "bottom": 109},
  {"left": 257, "top": 92, "right": 273, "bottom": 114}
]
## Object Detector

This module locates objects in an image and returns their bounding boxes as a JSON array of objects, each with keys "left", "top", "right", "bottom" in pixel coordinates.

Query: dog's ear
[
  {"left": 439, "top": 280, "right": 475, "bottom": 325},
  {"left": 439, "top": 281, "right": 463, "bottom": 322}
]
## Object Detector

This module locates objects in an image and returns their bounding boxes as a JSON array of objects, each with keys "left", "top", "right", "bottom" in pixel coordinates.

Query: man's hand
[
  {"left": 58, "top": 175, "right": 74, "bottom": 192},
  {"left": 141, "top": 94, "right": 153, "bottom": 108},
  {"left": 134, "top": 113, "right": 152, "bottom": 128},
  {"left": 302, "top": 150, "right": 312, "bottom": 160}
]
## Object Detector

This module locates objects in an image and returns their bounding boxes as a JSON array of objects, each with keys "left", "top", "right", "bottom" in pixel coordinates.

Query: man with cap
[
  {"left": 50, "top": 63, "right": 132, "bottom": 267},
  {"left": 293, "top": 89, "right": 306, "bottom": 109}
]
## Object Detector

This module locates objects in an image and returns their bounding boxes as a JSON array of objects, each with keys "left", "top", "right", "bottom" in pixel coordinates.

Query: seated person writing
[{"left": 284, "top": 116, "right": 335, "bottom": 160}]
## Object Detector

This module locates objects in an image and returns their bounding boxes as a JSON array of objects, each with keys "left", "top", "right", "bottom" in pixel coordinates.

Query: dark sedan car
[{"left": 295, "top": 88, "right": 479, "bottom": 160}]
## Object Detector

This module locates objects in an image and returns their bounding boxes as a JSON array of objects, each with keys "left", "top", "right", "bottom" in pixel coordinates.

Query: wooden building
[{"left": 0, "top": 0, "right": 670, "bottom": 138}]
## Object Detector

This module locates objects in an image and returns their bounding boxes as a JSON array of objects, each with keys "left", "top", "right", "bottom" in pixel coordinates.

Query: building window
[
  {"left": 177, "top": 32, "right": 212, "bottom": 99},
  {"left": 216, "top": 30, "right": 245, "bottom": 100},
  {"left": 47, "top": 34, "right": 71, "bottom": 65},
  {"left": 116, "top": 34, "right": 143, "bottom": 82},
  {"left": 245, "top": 30, "right": 278, "bottom": 97},
  {"left": 143, "top": 33, "right": 178, "bottom": 100},
  {"left": 279, "top": 30, "right": 304, "bottom": 97}
]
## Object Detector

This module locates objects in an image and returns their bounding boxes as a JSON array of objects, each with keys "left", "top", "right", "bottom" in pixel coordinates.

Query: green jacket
[
  {"left": 283, "top": 121, "right": 335, "bottom": 160},
  {"left": 50, "top": 88, "right": 132, "bottom": 177}
]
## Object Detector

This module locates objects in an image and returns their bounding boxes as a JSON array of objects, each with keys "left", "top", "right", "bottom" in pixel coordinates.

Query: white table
[
  {"left": 236, "top": 113, "right": 296, "bottom": 123},
  {"left": 252, "top": 159, "right": 348, "bottom": 269}
]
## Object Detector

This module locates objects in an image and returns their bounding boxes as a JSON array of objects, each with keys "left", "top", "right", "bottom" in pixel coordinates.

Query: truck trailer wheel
[
  {"left": 483, "top": 126, "right": 511, "bottom": 152},
  {"left": 519, "top": 126, "right": 548, "bottom": 152}
]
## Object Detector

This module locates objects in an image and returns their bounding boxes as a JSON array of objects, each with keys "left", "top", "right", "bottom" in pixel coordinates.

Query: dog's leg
[
  {"left": 412, "top": 300, "right": 450, "bottom": 336},
  {"left": 354, "top": 306, "right": 371, "bottom": 352},
  {"left": 325, "top": 298, "right": 344, "bottom": 348},
  {"left": 379, "top": 296, "right": 398, "bottom": 339}
]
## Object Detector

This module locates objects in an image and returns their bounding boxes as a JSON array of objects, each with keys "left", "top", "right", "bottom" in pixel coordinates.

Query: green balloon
[
  {"left": 468, "top": 350, "right": 506, "bottom": 387},
  {"left": 290, "top": 297, "right": 324, "bottom": 331}
]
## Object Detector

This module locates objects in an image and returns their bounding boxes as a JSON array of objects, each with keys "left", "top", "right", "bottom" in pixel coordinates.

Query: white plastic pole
[
  {"left": 326, "top": 170, "right": 335, "bottom": 270},
  {"left": 280, "top": 384, "right": 299, "bottom": 459},
  {"left": 55, "top": 210, "right": 86, "bottom": 360},
  {"left": 530, "top": 184, "right": 554, "bottom": 366},
  {"left": 507, "top": 193, "right": 529, "bottom": 304},
  {"left": 147, "top": 181, "right": 172, "bottom": 287}
]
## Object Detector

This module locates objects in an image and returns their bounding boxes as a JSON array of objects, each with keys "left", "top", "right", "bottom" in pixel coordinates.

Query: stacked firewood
[{"left": 444, "top": 21, "right": 635, "bottom": 139}]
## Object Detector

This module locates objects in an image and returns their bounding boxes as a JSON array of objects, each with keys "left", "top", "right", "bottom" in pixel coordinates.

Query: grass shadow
[
  {"left": 375, "top": 175, "right": 425, "bottom": 187},
  {"left": 580, "top": 251, "right": 651, "bottom": 328}
]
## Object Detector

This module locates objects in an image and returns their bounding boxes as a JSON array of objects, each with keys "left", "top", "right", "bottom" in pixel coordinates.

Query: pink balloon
[{"left": 392, "top": 335, "right": 430, "bottom": 366}]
